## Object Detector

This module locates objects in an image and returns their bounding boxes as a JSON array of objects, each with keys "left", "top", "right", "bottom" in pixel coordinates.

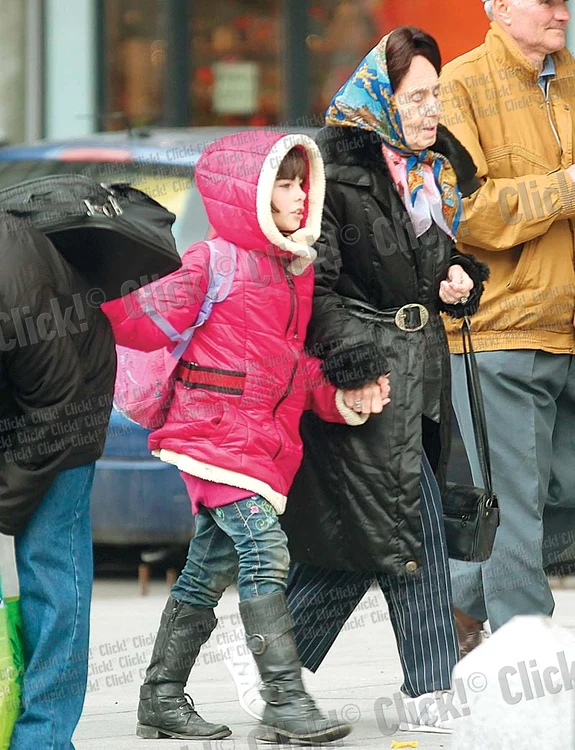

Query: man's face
[{"left": 503, "top": 0, "right": 570, "bottom": 57}]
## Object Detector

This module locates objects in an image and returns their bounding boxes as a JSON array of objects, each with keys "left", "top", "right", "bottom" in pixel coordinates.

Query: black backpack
[{"left": 0, "top": 174, "right": 181, "bottom": 301}]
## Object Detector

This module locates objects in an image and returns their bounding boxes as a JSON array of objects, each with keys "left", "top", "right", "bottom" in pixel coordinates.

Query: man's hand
[
  {"left": 565, "top": 165, "right": 575, "bottom": 183},
  {"left": 439, "top": 264, "right": 474, "bottom": 305},
  {"left": 343, "top": 374, "right": 391, "bottom": 415}
]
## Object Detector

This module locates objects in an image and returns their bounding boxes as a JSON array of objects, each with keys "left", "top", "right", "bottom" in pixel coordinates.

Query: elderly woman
[
  {"left": 224, "top": 26, "right": 488, "bottom": 734},
  {"left": 278, "top": 26, "right": 488, "bottom": 734}
]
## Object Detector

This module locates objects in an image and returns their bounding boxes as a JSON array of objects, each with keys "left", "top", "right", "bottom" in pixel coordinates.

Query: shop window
[
  {"left": 98, "top": 0, "right": 489, "bottom": 132},
  {"left": 189, "top": 0, "right": 283, "bottom": 126},
  {"left": 101, "top": 0, "right": 166, "bottom": 130}
]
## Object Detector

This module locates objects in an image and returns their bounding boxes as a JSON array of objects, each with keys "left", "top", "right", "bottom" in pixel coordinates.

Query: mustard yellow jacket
[{"left": 441, "top": 22, "right": 575, "bottom": 353}]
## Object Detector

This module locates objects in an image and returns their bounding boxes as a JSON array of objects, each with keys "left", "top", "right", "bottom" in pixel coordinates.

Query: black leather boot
[
  {"left": 239, "top": 592, "right": 352, "bottom": 745},
  {"left": 454, "top": 607, "right": 485, "bottom": 659},
  {"left": 136, "top": 596, "right": 231, "bottom": 740}
]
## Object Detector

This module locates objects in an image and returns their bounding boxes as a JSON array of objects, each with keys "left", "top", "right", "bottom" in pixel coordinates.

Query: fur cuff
[
  {"left": 322, "top": 344, "right": 389, "bottom": 390},
  {"left": 440, "top": 252, "right": 490, "bottom": 319},
  {"left": 335, "top": 389, "right": 369, "bottom": 425}
]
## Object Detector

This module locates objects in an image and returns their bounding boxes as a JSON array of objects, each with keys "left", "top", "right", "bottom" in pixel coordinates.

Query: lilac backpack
[{"left": 113, "top": 239, "right": 237, "bottom": 429}]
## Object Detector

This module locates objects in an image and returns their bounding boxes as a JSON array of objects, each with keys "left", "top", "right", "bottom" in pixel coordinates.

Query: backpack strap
[
  {"left": 139, "top": 239, "right": 237, "bottom": 361},
  {"left": 191, "top": 239, "right": 237, "bottom": 327}
]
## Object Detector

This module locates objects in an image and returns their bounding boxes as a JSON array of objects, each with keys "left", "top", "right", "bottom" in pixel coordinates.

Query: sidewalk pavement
[{"left": 74, "top": 580, "right": 575, "bottom": 750}]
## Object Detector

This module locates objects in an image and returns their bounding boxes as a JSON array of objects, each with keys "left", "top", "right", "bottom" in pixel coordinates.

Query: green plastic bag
[{"left": 0, "top": 535, "right": 23, "bottom": 750}]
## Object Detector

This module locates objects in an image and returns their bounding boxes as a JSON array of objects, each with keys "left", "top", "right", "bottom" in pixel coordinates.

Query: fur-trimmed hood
[{"left": 195, "top": 131, "right": 326, "bottom": 273}]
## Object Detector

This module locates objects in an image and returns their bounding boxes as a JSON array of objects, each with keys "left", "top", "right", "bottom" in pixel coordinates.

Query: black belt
[{"left": 339, "top": 297, "right": 433, "bottom": 332}]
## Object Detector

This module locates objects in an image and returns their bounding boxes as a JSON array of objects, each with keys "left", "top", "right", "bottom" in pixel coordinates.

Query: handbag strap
[{"left": 461, "top": 316, "right": 494, "bottom": 497}]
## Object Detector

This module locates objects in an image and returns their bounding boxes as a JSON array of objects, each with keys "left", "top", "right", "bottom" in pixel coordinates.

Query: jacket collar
[
  {"left": 486, "top": 20, "right": 574, "bottom": 83},
  {"left": 315, "top": 124, "right": 472, "bottom": 193},
  {"left": 316, "top": 126, "right": 390, "bottom": 176}
]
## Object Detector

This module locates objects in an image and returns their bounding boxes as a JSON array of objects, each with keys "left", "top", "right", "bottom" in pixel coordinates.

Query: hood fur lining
[{"left": 256, "top": 134, "right": 326, "bottom": 275}]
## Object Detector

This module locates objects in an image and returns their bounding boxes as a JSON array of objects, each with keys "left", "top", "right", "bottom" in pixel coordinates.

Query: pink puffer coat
[{"left": 103, "top": 131, "right": 364, "bottom": 513}]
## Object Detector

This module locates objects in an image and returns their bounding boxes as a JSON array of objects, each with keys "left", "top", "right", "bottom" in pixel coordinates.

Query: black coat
[
  {"left": 0, "top": 216, "right": 116, "bottom": 534},
  {"left": 281, "top": 125, "right": 488, "bottom": 575}
]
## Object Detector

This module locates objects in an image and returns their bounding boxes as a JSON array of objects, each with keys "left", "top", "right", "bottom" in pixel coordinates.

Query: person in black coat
[
  {"left": 277, "top": 27, "right": 489, "bottom": 733},
  {"left": 0, "top": 215, "right": 116, "bottom": 748}
]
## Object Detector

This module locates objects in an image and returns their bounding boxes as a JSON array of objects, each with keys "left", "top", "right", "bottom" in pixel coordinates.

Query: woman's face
[{"left": 393, "top": 55, "right": 441, "bottom": 151}]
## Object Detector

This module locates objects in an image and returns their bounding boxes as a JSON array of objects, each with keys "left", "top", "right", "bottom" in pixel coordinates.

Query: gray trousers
[{"left": 450, "top": 350, "right": 575, "bottom": 631}]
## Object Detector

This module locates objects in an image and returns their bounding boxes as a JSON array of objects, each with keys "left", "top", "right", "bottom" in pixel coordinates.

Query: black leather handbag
[
  {"left": 443, "top": 318, "right": 500, "bottom": 562},
  {"left": 0, "top": 175, "right": 181, "bottom": 300}
]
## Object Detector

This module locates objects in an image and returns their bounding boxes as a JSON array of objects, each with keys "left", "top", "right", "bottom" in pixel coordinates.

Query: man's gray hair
[{"left": 482, "top": 0, "right": 494, "bottom": 19}]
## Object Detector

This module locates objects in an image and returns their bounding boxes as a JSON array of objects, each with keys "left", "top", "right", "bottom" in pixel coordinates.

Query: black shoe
[
  {"left": 454, "top": 607, "right": 485, "bottom": 659},
  {"left": 136, "top": 687, "right": 231, "bottom": 740}
]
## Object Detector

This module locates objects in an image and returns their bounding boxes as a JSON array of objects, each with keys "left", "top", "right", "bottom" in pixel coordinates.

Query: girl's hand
[
  {"left": 343, "top": 374, "right": 391, "bottom": 415},
  {"left": 439, "top": 264, "right": 474, "bottom": 305}
]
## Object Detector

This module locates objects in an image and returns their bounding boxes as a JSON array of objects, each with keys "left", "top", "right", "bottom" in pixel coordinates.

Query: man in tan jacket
[{"left": 440, "top": 0, "right": 575, "bottom": 648}]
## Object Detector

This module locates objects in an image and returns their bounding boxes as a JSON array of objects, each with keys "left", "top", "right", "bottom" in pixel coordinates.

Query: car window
[{"left": 0, "top": 159, "right": 209, "bottom": 253}]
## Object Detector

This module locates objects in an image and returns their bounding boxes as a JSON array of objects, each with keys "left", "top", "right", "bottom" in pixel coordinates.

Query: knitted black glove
[{"left": 432, "top": 124, "right": 481, "bottom": 198}]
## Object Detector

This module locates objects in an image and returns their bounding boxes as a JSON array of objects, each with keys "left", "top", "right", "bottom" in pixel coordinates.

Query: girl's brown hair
[{"left": 276, "top": 147, "right": 307, "bottom": 182}]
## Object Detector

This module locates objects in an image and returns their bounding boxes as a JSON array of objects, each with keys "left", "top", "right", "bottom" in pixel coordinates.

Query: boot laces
[{"left": 176, "top": 693, "right": 199, "bottom": 716}]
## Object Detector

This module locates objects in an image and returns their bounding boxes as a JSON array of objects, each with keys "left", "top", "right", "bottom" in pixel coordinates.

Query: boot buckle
[
  {"left": 246, "top": 633, "right": 266, "bottom": 655},
  {"left": 261, "top": 683, "right": 287, "bottom": 705}
]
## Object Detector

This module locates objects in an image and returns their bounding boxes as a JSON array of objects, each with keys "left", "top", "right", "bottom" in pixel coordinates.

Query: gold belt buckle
[{"left": 394, "top": 303, "right": 429, "bottom": 332}]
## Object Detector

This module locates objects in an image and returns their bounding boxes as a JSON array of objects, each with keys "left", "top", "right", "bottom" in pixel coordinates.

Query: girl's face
[
  {"left": 393, "top": 55, "right": 441, "bottom": 152},
  {"left": 272, "top": 177, "right": 306, "bottom": 234}
]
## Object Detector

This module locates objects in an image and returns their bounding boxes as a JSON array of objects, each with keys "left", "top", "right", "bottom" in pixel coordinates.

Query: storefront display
[
  {"left": 98, "top": 0, "right": 489, "bottom": 130},
  {"left": 101, "top": 0, "right": 166, "bottom": 130},
  {"left": 188, "top": 1, "right": 282, "bottom": 126}
]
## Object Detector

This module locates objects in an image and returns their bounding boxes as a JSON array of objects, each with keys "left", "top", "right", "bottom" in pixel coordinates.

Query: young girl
[{"left": 103, "top": 131, "right": 389, "bottom": 744}]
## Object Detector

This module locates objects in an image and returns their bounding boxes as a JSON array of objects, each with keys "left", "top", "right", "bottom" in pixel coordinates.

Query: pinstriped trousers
[{"left": 286, "top": 451, "right": 459, "bottom": 698}]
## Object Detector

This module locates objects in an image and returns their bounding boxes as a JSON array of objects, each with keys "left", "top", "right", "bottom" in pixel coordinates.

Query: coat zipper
[
  {"left": 271, "top": 357, "right": 298, "bottom": 461},
  {"left": 285, "top": 268, "right": 297, "bottom": 337},
  {"left": 271, "top": 268, "right": 299, "bottom": 459},
  {"left": 543, "top": 79, "right": 562, "bottom": 157}
]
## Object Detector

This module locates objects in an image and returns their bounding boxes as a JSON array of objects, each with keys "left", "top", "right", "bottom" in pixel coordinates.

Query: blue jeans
[
  {"left": 10, "top": 464, "right": 95, "bottom": 750},
  {"left": 171, "top": 495, "right": 290, "bottom": 607}
]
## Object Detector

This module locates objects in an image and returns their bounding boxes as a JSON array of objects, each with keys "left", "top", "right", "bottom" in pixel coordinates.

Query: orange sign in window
[{"left": 379, "top": 0, "right": 490, "bottom": 63}]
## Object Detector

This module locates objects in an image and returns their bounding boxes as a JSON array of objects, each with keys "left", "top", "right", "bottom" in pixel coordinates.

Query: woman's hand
[
  {"left": 439, "top": 264, "right": 474, "bottom": 305},
  {"left": 343, "top": 375, "right": 391, "bottom": 415}
]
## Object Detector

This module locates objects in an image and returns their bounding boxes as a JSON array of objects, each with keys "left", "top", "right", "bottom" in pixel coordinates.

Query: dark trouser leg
[
  {"left": 378, "top": 452, "right": 459, "bottom": 697},
  {"left": 286, "top": 563, "right": 372, "bottom": 672},
  {"left": 543, "top": 355, "right": 575, "bottom": 572}
]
